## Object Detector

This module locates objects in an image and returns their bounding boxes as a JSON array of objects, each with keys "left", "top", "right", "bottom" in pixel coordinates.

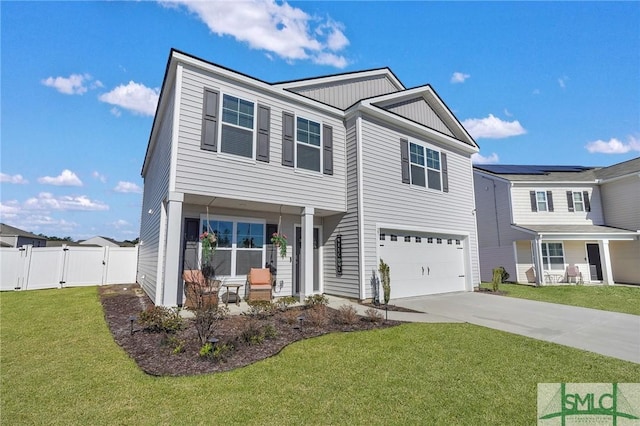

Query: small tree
[
  {"left": 492, "top": 266, "right": 505, "bottom": 292},
  {"left": 378, "top": 259, "right": 391, "bottom": 305}
]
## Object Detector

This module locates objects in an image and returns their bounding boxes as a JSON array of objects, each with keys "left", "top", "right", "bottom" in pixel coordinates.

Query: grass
[
  {"left": 480, "top": 282, "right": 640, "bottom": 315},
  {"left": 2, "top": 287, "right": 639, "bottom": 425}
]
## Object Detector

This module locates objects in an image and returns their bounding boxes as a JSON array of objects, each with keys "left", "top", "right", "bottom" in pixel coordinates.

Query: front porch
[
  {"left": 511, "top": 224, "right": 640, "bottom": 286},
  {"left": 157, "top": 191, "right": 346, "bottom": 307}
]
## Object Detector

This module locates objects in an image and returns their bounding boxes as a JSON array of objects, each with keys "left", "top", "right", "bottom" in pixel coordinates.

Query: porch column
[
  {"left": 533, "top": 237, "right": 544, "bottom": 286},
  {"left": 161, "top": 191, "right": 184, "bottom": 306},
  {"left": 599, "top": 239, "right": 614, "bottom": 285},
  {"left": 300, "top": 206, "right": 315, "bottom": 302}
]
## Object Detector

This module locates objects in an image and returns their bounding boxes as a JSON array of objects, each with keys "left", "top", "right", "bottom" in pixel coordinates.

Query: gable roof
[
  {"left": 474, "top": 164, "right": 599, "bottom": 182},
  {"left": 0, "top": 223, "right": 45, "bottom": 240},
  {"left": 594, "top": 157, "right": 640, "bottom": 182}
]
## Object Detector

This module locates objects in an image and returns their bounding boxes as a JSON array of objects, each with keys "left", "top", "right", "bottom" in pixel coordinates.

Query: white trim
[
  {"left": 541, "top": 241, "right": 566, "bottom": 272},
  {"left": 168, "top": 64, "right": 182, "bottom": 192},
  {"left": 198, "top": 214, "right": 266, "bottom": 279},
  {"left": 218, "top": 92, "right": 258, "bottom": 160},
  {"left": 407, "top": 140, "right": 444, "bottom": 192},
  {"left": 377, "top": 222, "right": 470, "bottom": 238},
  {"left": 356, "top": 116, "right": 366, "bottom": 300},
  {"left": 293, "top": 224, "right": 323, "bottom": 295},
  {"left": 274, "top": 68, "right": 405, "bottom": 92}
]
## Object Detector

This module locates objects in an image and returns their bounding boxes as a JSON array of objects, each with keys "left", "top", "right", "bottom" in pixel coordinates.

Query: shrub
[
  {"left": 281, "top": 309, "right": 301, "bottom": 325},
  {"left": 162, "top": 335, "right": 185, "bottom": 354},
  {"left": 364, "top": 307, "right": 384, "bottom": 324},
  {"left": 333, "top": 304, "right": 359, "bottom": 325},
  {"left": 499, "top": 266, "right": 510, "bottom": 283},
  {"left": 193, "top": 305, "right": 229, "bottom": 345},
  {"left": 379, "top": 259, "right": 391, "bottom": 304},
  {"left": 200, "top": 341, "right": 234, "bottom": 361},
  {"left": 245, "top": 300, "right": 276, "bottom": 318},
  {"left": 304, "top": 305, "right": 328, "bottom": 327},
  {"left": 304, "top": 294, "right": 328, "bottom": 308},
  {"left": 275, "top": 296, "right": 298, "bottom": 311},
  {"left": 492, "top": 266, "right": 507, "bottom": 292},
  {"left": 240, "top": 320, "right": 265, "bottom": 345},
  {"left": 263, "top": 323, "right": 278, "bottom": 339},
  {"left": 138, "top": 306, "right": 184, "bottom": 333}
]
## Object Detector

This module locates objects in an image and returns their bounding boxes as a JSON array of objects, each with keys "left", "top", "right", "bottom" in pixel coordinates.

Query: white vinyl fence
[{"left": 0, "top": 245, "right": 138, "bottom": 291}]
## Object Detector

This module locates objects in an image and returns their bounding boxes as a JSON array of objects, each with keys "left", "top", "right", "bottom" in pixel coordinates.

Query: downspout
[{"left": 356, "top": 115, "right": 367, "bottom": 300}]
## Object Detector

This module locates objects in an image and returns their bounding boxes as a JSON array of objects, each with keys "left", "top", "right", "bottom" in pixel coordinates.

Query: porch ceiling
[
  {"left": 512, "top": 224, "right": 640, "bottom": 241},
  {"left": 182, "top": 193, "right": 343, "bottom": 217}
]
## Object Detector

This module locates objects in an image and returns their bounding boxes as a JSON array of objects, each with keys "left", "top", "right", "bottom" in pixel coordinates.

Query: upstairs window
[
  {"left": 221, "top": 95, "right": 255, "bottom": 158},
  {"left": 567, "top": 191, "right": 591, "bottom": 212},
  {"left": 401, "top": 139, "right": 446, "bottom": 191},
  {"left": 530, "top": 190, "right": 554, "bottom": 212},
  {"left": 296, "top": 117, "right": 322, "bottom": 172}
]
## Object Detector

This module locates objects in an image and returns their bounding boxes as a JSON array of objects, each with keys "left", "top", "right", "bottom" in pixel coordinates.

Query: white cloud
[
  {"left": 462, "top": 114, "right": 526, "bottom": 139},
  {"left": 585, "top": 136, "right": 640, "bottom": 154},
  {"left": 114, "top": 181, "right": 143, "bottom": 194},
  {"left": 161, "top": 0, "right": 350, "bottom": 68},
  {"left": 1, "top": 173, "right": 28, "bottom": 184},
  {"left": 471, "top": 152, "right": 500, "bottom": 164},
  {"left": 450, "top": 72, "right": 470, "bottom": 84},
  {"left": 41, "top": 73, "right": 96, "bottom": 95},
  {"left": 37, "top": 169, "right": 83, "bottom": 187},
  {"left": 99, "top": 81, "right": 160, "bottom": 116},
  {"left": 24, "top": 192, "right": 109, "bottom": 212},
  {"left": 0, "top": 200, "right": 21, "bottom": 219},
  {"left": 109, "top": 107, "right": 122, "bottom": 117},
  {"left": 92, "top": 171, "right": 107, "bottom": 183},
  {"left": 504, "top": 109, "right": 512, "bottom": 117},
  {"left": 558, "top": 75, "right": 568, "bottom": 89},
  {"left": 111, "top": 219, "right": 131, "bottom": 229}
]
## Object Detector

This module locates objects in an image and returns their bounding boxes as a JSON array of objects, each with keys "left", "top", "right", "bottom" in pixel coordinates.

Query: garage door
[{"left": 378, "top": 230, "right": 466, "bottom": 298}]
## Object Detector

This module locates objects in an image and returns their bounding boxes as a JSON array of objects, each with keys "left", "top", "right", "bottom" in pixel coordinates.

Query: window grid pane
[
  {"left": 296, "top": 117, "right": 321, "bottom": 147},
  {"left": 222, "top": 95, "right": 254, "bottom": 130},
  {"left": 536, "top": 191, "right": 548, "bottom": 211},
  {"left": 426, "top": 148, "right": 440, "bottom": 170},
  {"left": 573, "top": 192, "right": 584, "bottom": 212},
  {"left": 410, "top": 143, "right": 425, "bottom": 166}
]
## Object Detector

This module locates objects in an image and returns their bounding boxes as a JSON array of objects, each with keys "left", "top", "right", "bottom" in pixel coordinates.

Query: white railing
[{"left": 0, "top": 245, "right": 138, "bottom": 291}]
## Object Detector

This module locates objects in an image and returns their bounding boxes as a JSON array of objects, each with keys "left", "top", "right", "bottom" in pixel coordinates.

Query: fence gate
[{"left": 0, "top": 245, "right": 138, "bottom": 291}]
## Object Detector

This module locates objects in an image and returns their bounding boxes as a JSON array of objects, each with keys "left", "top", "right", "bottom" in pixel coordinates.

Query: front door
[
  {"left": 586, "top": 243, "right": 603, "bottom": 281},
  {"left": 294, "top": 226, "right": 320, "bottom": 294}
]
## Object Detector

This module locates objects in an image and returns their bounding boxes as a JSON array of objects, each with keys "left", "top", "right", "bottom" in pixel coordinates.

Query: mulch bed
[
  {"left": 475, "top": 287, "right": 508, "bottom": 296},
  {"left": 100, "top": 284, "right": 402, "bottom": 377},
  {"left": 359, "top": 302, "right": 424, "bottom": 313}
]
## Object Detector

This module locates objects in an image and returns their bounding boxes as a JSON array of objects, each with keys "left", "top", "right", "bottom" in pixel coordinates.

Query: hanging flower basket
[
  {"left": 270, "top": 232, "right": 288, "bottom": 259},
  {"left": 200, "top": 231, "right": 217, "bottom": 278}
]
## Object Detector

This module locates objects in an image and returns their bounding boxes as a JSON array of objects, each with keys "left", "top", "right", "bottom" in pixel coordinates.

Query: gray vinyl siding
[
  {"left": 174, "top": 66, "right": 346, "bottom": 213},
  {"left": 322, "top": 117, "right": 361, "bottom": 299},
  {"left": 609, "top": 240, "right": 640, "bottom": 284},
  {"left": 600, "top": 176, "right": 640, "bottom": 230},
  {"left": 359, "top": 117, "right": 480, "bottom": 298},
  {"left": 511, "top": 185, "right": 604, "bottom": 225},
  {"left": 383, "top": 98, "right": 454, "bottom": 137},
  {"left": 289, "top": 75, "right": 400, "bottom": 110},
  {"left": 138, "top": 88, "right": 175, "bottom": 301}
]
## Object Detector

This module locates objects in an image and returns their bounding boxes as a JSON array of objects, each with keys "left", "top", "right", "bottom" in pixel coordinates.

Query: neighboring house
[
  {"left": 138, "top": 49, "right": 480, "bottom": 307},
  {"left": 79, "top": 236, "right": 131, "bottom": 247},
  {"left": 0, "top": 223, "right": 47, "bottom": 248},
  {"left": 473, "top": 158, "right": 640, "bottom": 285}
]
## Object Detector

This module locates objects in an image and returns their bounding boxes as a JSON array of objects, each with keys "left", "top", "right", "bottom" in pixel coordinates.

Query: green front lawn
[
  {"left": 480, "top": 282, "right": 640, "bottom": 315},
  {"left": 2, "top": 287, "right": 638, "bottom": 425}
]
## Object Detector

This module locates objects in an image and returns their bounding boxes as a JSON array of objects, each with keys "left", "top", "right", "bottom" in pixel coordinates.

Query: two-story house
[
  {"left": 473, "top": 158, "right": 640, "bottom": 286},
  {"left": 138, "top": 49, "right": 480, "bottom": 307}
]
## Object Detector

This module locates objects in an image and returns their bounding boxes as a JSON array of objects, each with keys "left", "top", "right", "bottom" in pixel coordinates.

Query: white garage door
[{"left": 378, "top": 230, "right": 466, "bottom": 299}]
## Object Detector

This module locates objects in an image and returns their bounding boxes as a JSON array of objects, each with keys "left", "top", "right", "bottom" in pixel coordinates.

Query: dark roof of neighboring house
[
  {"left": 594, "top": 157, "right": 640, "bottom": 181},
  {"left": 45, "top": 240, "right": 85, "bottom": 247},
  {"left": 474, "top": 158, "right": 640, "bottom": 183},
  {"left": 0, "top": 223, "right": 46, "bottom": 240},
  {"left": 513, "top": 224, "right": 639, "bottom": 236}
]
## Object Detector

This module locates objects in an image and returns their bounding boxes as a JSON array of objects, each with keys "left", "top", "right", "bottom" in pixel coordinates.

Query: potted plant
[
  {"left": 270, "top": 232, "right": 288, "bottom": 259},
  {"left": 184, "top": 231, "right": 221, "bottom": 309}
]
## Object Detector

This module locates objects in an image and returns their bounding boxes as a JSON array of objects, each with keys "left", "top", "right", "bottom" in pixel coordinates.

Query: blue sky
[{"left": 2, "top": 1, "right": 639, "bottom": 241}]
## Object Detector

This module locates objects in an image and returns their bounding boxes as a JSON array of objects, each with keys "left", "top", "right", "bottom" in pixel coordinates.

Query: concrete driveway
[{"left": 389, "top": 292, "right": 640, "bottom": 364}]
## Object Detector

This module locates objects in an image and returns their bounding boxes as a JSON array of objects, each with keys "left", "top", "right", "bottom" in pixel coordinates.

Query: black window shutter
[
  {"left": 441, "top": 152, "right": 449, "bottom": 192},
  {"left": 256, "top": 105, "right": 270, "bottom": 162},
  {"left": 583, "top": 191, "right": 591, "bottom": 212},
  {"left": 201, "top": 89, "right": 219, "bottom": 152},
  {"left": 282, "top": 112, "right": 294, "bottom": 167},
  {"left": 566, "top": 191, "right": 574, "bottom": 212},
  {"left": 323, "top": 124, "right": 333, "bottom": 175},
  {"left": 530, "top": 191, "right": 537, "bottom": 212},
  {"left": 547, "top": 191, "right": 554, "bottom": 212},
  {"left": 400, "top": 138, "right": 410, "bottom": 184}
]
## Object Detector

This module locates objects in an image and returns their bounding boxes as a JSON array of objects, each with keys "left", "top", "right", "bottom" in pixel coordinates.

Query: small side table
[{"left": 222, "top": 283, "right": 242, "bottom": 307}]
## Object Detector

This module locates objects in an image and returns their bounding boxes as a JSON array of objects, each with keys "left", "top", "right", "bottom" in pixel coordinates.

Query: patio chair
[
  {"left": 182, "top": 269, "right": 220, "bottom": 309},
  {"left": 246, "top": 268, "right": 272, "bottom": 302},
  {"left": 566, "top": 265, "right": 582, "bottom": 284}
]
